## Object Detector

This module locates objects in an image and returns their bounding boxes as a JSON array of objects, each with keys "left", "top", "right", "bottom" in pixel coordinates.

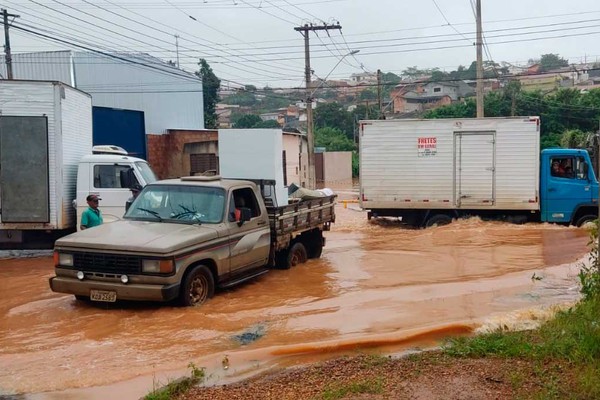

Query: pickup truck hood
[{"left": 55, "top": 220, "right": 220, "bottom": 254}]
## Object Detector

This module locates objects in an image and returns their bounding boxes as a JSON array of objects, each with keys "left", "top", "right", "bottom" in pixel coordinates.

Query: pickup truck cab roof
[{"left": 148, "top": 176, "right": 258, "bottom": 190}]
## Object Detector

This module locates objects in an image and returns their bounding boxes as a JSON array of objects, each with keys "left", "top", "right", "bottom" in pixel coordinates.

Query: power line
[
  {"left": 8, "top": 23, "right": 203, "bottom": 82},
  {"left": 431, "top": 0, "right": 472, "bottom": 43}
]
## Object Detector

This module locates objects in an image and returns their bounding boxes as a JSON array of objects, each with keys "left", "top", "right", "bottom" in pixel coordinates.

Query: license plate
[{"left": 90, "top": 290, "right": 117, "bottom": 302}]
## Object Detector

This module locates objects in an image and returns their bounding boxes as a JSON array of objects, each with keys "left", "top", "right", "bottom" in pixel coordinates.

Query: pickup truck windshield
[{"left": 125, "top": 185, "right": 225, "bottom": 224}]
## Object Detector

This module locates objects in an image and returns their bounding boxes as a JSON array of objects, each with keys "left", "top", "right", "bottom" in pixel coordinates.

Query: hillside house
[{"left": 391, "top": 80, "right": 474, "bottom": 114}]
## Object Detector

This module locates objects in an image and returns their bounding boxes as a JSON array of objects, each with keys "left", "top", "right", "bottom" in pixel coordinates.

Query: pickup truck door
[{"left": 227, "top": 188, "right": 271, "bottom": 274}]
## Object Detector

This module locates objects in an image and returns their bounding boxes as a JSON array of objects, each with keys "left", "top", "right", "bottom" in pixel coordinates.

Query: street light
[{"left": 306, "top": 49, "right": 360, "bottom": 189}]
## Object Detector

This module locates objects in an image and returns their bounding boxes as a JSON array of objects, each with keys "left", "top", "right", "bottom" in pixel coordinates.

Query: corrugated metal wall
[
  {"left": 0, "top": 51, "right": 74, "bottom": 84},
  {"left": 1, "top": 51, "right": 204, "bottom": 136},
  {"left": 73, "top": 52, "right": 204, "bottom": 134},
  {"left": 61, "top": 86, "right": 93, "bottom": 228},
  {"left": 92, "top": 107, "right": 146, "bottom": 159}
]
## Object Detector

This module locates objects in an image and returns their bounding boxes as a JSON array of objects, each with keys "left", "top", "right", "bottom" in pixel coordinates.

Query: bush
[{"left": 579, "top": 221, "right": 600, "bottom": 300}]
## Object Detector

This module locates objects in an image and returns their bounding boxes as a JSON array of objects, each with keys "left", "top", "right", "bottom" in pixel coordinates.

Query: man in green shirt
[{"left": 81, "top": 194, "right": 103, "bottom": 230}]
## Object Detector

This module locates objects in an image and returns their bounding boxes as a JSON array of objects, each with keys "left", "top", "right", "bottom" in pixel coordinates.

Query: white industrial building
[{"left": 0, "top": 51, "right": 204, "bottom": 134}]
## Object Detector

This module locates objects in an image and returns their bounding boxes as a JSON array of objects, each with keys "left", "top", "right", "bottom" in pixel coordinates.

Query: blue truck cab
[{"left": 540, "top": 148, "right": 599, "bottom": 226}]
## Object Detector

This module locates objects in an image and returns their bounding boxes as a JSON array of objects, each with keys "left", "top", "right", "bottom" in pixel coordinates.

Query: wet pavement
[{"left": 0, "top": 201, "right": 591, "bottom": 399}]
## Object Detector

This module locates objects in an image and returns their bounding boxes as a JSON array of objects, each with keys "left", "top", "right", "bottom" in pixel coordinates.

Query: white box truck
[
  {"left": 360, "top": 117, "right": 599, "bottom": 227},
  {"left": 0, "top": 81, "right": 158, "bottom": 248},
  {"left": 0, "top": 80, "right": 93, "bottom": 247}
]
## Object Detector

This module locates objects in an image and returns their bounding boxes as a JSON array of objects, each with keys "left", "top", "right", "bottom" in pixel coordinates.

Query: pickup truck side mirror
[{"left": 237, "top": 207, "right": 252, "bottom": 226}]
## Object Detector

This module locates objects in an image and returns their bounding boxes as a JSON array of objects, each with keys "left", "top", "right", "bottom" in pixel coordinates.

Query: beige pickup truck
[{"left": 49, "top": 176, "right": 336, "bottom": 306}]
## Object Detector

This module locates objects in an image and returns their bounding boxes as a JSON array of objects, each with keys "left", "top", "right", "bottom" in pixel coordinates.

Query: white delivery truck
[
  {"left": 75, "top": 145, "right": 157, "bottom": 228},
  {"left": 0, "top": 80, "right": 157, "bottom": 248},
  {"left": 359, "top": 117, "right": 543, "bottom": 227},
  {"left": 0, "top": 80, "right": 93, "bottom": 248}
]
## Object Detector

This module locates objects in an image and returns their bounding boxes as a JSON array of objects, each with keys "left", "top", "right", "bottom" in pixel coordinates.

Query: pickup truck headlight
[
  {"left": 142, "top": 259, "right": 174, "bottom": 274},
  {"left": 54, "top": 252, "right": 73, "bottom": 267}
]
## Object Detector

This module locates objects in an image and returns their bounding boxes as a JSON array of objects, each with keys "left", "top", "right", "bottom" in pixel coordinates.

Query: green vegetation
[
  {"left": 579, "top": 223, "right": 600, "bottom": 300},
  {"left": 539, "top": 53, "right": 570, "bottom": 72},
  {"left": 425, "top": 84, "right": 600, "bottom": 149},
  {"left": 144, "top": 362, "right": 205, "bottom": 400},
  {"left": 231, "top": 113, "right": 281, "bottom": 129},
  {"left": 320, "top": 377, "right": 384, "bottom": 400},
  {"left": 196, "top": 59, "right": 220, "bottom": 129}
]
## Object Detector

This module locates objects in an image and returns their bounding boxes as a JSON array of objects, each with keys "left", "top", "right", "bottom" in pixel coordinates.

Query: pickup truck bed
[{"left": 268, "top": 195, "right": 337, "bottom": 251}]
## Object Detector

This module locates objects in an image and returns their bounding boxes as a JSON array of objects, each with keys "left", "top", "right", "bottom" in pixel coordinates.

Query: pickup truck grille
[{"left": 72, "top": 252, "right": 142, "bottom": 275}]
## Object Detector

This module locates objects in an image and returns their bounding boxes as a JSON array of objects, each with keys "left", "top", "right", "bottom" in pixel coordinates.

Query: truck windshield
[
  {"left": 125, "top": 185, "right": 225, "bottom": 224},
  {"left": 135, "top": 161, "right": 158, "bottom": 185}
]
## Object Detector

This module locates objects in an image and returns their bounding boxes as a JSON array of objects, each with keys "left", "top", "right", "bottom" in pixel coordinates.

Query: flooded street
[{"left": 0, "top": 201, "right": 591, "bottom": 399}]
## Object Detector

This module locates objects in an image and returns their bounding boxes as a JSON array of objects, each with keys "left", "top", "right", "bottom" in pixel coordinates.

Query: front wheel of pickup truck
[{"left": 180, "top": 265, "right": 215, "bottom": 307}]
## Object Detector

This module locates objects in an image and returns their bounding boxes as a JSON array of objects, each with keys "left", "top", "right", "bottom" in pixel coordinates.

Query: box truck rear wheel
[
  {"left": 425, "top": 214, "right": 452, "bottom": 228},
  {"left": 180, "top": 265, "right": 214, "bottom": 307}
]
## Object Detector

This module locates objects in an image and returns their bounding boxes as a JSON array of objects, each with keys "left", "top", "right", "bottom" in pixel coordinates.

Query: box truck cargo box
[{"left": 360, "top": 117, "right": 599, "bottom": 228}]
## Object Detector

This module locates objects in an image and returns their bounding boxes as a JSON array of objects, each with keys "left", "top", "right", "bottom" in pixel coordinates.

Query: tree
[
  {"left": 315, "top": 127, "right": 356, "bottom": 151},
  {"left": 232, "top": 114, "right": 280, "bottom": 129},
  {"left": 359, "top": 89, "right": 377, "bottom": 101},
  {"left": 560, "top": 129, "right": 588, "bottom": 148},
  {"left": 196, "top": 59, "right": 220, "bottom": 129},
  {"left": 314, "top": 102, "right": 354, "bottom": 139},
  {"left": 539, "top": 53, "right": 569, "bottom": 72},
  {"left": 222, "top": 91, "right": 257, "bottom": 107},
  {"left": 233, "top": 114, "right": 262, "bottom": 128},
  {"left": 255, "top": 119, "right": 281, "bottom": 128}
]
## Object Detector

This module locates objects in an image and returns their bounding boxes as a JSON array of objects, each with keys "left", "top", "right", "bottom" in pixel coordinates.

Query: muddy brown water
[{"left": 0, "top": 203, "right": 591, "bottom": 399}]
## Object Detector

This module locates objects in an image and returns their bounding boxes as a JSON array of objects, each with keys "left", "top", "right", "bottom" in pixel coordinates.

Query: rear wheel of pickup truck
[
  {"left": 180, "top": 265, "right": 214, "bottom": 307},
  {"left": 277, "top": 242, "right": 308, "bottom": 269},
  {"left": 306, "top": 231, "right": 323, "bottom": 259}
]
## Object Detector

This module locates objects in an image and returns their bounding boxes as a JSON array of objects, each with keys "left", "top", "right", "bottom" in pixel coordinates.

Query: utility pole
[
  {"left": 377, "top": 69, "right": 383, "bottom": 118},
  {"left": 174, "top": 34, "right": 180, "bottom": 68},
  {"left": 294, "top": 23, "right": 342, "bottom": 189},
  {"left": 475, "top": 0, "right": 484, "bottom": 118},
  {"left": 2, "top": 9, "right": 19, "bottom": 80}
]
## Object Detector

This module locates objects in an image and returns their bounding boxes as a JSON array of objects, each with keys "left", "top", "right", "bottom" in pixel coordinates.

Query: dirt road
[{"left": 0, "top": 202, "right": 590, "bottom": 399}]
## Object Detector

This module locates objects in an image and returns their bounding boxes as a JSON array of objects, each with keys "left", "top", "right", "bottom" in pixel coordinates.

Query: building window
[{"left": 433, "top": 87, "right": 441, "bottom": 93}]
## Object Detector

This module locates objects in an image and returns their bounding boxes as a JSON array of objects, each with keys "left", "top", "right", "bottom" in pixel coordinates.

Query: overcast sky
[{"left": 3, "top": 0, "right": 600, "bottom": 88}]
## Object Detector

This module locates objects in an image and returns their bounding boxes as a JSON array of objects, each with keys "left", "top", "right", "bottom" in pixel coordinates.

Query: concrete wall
[
  {"left": 320, "top": 151, "right": 353, "bottom": 189},
  {"left": 147, "top": 129, "right": 217, "bottom": 179},
  {"left": 316, "top": 151, "right": 352, "bottom": 189}
]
